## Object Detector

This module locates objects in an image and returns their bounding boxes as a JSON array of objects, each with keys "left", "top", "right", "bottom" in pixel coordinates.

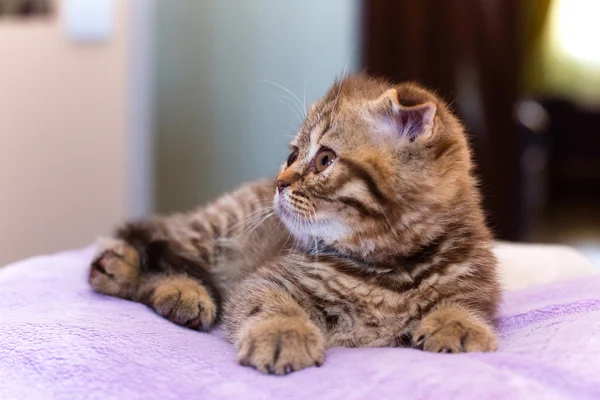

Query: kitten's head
[{"left": 273, "top": 74, "right": 477, "bottom": 258}]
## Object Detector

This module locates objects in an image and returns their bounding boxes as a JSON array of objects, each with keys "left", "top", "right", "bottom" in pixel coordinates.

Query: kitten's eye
[
  {"left": 315, "top": 149, "right": 336, "bottom": 173},
  {"left": 286, "top": 149, "right": 298, "bottom": 167}
]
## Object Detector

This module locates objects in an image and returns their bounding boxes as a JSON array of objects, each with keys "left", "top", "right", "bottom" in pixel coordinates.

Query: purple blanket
[{"left": 1, "top": 247, "right": 599, "bottom": 400}]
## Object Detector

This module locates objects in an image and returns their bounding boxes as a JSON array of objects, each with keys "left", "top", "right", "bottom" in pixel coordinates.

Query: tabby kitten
[{"left": 89, "top": 74, "right": 500, "bottom": 375}]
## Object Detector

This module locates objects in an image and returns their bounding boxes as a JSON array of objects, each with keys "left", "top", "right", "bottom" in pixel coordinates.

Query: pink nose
[{"left": 277, "top": 180, "right": 290, "bottom": 193}]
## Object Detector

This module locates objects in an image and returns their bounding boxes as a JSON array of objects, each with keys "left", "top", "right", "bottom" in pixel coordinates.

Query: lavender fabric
[{"left": 1, "top": 247, "right": 599, "bottom": 400}]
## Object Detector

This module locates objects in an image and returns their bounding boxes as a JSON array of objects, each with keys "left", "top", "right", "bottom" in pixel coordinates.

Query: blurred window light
[{"left": 552, "top": 0, "right": 600, "bottom": 65}]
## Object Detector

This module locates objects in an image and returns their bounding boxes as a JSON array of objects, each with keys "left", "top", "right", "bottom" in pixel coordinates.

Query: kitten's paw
[
  {"left": 89, "top": 238, "right": 140, "bottom": 298},
  {"left": 149, "top": 276, "right": 218, "bottom": 331},
  {"left": 413, "top": 307, "right": 497, "bottom": 353},
  {"left": 237, "top": 316, "right": 325, "bottom": 375}
]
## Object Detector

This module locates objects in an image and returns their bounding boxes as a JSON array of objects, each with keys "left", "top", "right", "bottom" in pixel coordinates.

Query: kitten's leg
[
  {"left": 224, "top": 277, "right": 325, "bottom": 375},
  {"left": 89, "top": 235, "right": 221, "bottom": 331},
  {"left": 412, "top": 304, "right": 497, "bottom": 353},
  {"left": 136, "top": 274, "right": 218, "bottom": 330},
  {"left": 88, "top": 179, "right": 279, "bottom": 331}
]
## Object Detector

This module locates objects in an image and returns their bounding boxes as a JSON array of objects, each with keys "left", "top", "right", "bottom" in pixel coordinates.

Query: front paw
[
  {"left": 148, "top": 276, "right": 218, "bottom": 331},
  {"left": 89, "top": 238, "right": 140, "bottom": 298},
  {"left": 236, "top": 316, "right": 325, "bottom": 375},
  {"left": 413, "top": 307, "right": 497, "bottom": 353}
]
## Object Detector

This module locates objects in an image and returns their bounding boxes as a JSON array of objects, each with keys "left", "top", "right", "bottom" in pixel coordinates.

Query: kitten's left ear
[{"left": 369, "top": 89, "right": 437, "bottom": 141}]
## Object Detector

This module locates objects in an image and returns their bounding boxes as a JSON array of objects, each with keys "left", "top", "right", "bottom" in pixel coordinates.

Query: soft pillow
[
  {"left": 494, "top": 241, "right": 598, "bottom": 291},
  {"left": 1, "top": 247, "right": 599, "bottom": 400}
]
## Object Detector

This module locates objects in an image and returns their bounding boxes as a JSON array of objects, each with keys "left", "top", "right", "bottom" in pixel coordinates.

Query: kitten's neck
[
  {"left": 305, "top": 228, "right": 440, "bottom": 269},
  {"left": 308, "top": 237, "right": 442, "bottom": 271}
]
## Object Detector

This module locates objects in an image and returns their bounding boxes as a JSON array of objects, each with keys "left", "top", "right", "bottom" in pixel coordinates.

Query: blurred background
[{"left": 1, "top": 0, "right": 599, "bottom": 267}]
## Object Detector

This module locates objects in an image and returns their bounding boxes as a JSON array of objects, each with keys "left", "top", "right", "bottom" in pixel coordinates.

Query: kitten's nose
[{"left": 277, "top": 180, "right": 290, "bottom": 193}]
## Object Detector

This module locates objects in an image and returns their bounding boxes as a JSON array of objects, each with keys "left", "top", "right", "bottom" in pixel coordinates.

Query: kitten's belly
[
  {"left": 308, "top": 278, "right": 439, "bottom": 348},
  {"left": 326, "top": 316, "right": 410, "bottom": 348},
  {"left": 324, "top": 301, "right": 417, "bottom": 348}
]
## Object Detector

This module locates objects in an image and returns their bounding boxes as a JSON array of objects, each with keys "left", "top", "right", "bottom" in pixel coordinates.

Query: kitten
[{"left": 89, "top": 74, "right": 500, "bottom": 375}]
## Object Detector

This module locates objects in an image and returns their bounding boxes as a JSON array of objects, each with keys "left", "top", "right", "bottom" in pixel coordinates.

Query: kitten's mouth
[{"left": 275, "top": 190, "right": 315, "bottom": 220}]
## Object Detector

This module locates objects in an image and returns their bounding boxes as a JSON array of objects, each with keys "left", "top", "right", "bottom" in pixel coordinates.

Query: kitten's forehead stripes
[
  {"left": 294, "top": 105, "right": 334, "bottom": 149},
  {"left": 315, "top": 117, "right": 333, "bottom": 145},
  {"left": 307, "top": 116, "right": 332, "bottom": 154}
]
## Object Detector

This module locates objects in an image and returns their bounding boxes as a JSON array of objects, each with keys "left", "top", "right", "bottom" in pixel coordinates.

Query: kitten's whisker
[
  {"left": 332, "top": 50, "right": 353, "bottom": 123},
  {"left": 231, "top": 205, "right": 271, "bottom": 231},
  {"left": 303, "top": 77, "right": 308, "bottom": 114},
  {"left": 293, "top": 212, "right": 305, "bottom": 251},
  {"left": 278, "top": 118, "right": 300, "bottom": 134},
  {"left": 312, "top": 237, "right": 319, "bottom": 263},
  {"left": 276, "top": 225, "right": 293, "bottom": 259},
  {"left": 244, "top": 211, "right": 275, "bottom": 241},
  {"left": 288, "top": 212, "right": 304, "bottom": 254},
  {"left": 271, "top": 93, "right": 305, "bottom": 120},
  {"left": 225, "top": 204, "right": 272, "bottom": 237},
  {"left": 260, "top": 79, "right": 306, "bottom": 117},
  {"left": 273, "top": 96, "right": 304, "bottom": 124}
]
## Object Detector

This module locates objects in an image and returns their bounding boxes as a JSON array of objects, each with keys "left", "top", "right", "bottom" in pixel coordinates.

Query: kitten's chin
[
  {"left": 275, "top": 201, "right": 297, "bottom": 221},
  {"left": 275, "top": 200, "right": 350, "bottom": 243},
  {"left": 274, "top": 200, "right": 305, "bottom": 230}
]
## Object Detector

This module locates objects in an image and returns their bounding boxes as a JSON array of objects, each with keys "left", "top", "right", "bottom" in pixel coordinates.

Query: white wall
[
  {"left": 0, "top": 0, "right": 130, "bottom": 265},
  {"left": 0, "top": 0, "right": 154, "bottom": 265},
  {"left": 155, "top": 0, "right": 359, "bottom": 211}
]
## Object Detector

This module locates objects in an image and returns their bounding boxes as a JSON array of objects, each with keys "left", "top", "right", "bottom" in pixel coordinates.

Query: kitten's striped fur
[{"left": 89, "top": 75, "right": 500, "bottom": 375}]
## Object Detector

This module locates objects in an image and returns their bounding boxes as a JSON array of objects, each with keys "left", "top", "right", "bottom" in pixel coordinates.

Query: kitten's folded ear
[{"left": 369, "top": 88, "right": 437, "bottom": 141}]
